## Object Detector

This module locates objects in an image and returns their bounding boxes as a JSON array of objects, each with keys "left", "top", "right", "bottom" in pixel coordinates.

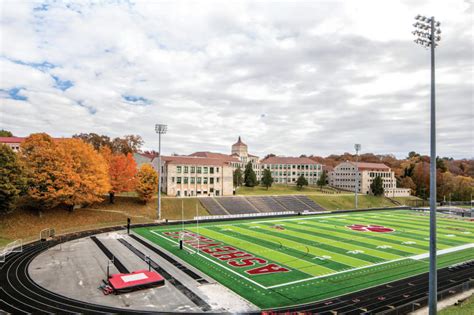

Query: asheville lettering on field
[{"left": 163, "top": 231, "right": 290, "bottom": 275}]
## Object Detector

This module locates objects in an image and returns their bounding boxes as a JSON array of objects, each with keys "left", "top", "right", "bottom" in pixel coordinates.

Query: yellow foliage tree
[
  {"left": 21, "top": 134, "right": 110, "bottom": 211},
  {"left": 135, "top": 164, "right": 158, "bottom": 204}
]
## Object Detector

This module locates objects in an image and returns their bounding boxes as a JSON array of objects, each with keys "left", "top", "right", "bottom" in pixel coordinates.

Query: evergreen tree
[
  {"left": 233, "top": 167, "right": 243, "bottom": 187},
  {"left": 261, "top": 168, "right": 274, "bottom": 190},
  {"left": 370, "top": 175, "right": 384, "bottom": 196},
  {"left": 296, "top": 175, "right": 308, "bottom": 190},
  {"left": 0, "top": 129, "right": 13, "bottom": 137},
  {"left": 0, "top": 144, "right": 26, "bottom": 214},
  {"left": 244, "top": 162, "right": 257, "bottom": 187},
  {"left": 317, "top": 170, "right": 328, "bottom": 190}
]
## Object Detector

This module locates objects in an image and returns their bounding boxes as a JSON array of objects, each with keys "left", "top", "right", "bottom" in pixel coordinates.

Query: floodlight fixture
[
  {"left": 413, "top": 15, "right": 442, "bottom": 315},
  {"left": 155, "top": 123, "right": 168, "bottom": 220}
]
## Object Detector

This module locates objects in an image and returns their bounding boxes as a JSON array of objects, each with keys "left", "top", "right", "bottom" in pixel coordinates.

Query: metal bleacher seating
[
  {"left": 245, "top": 196, "right": 287, "bottom": 212},
  {"left": 199, "top": 197, "right": 229, "bottom": 215},
  {"left": 217, "top": 197, "right": 259, "bottom": 214},
  {"left": 272, "top": 195, "right": 314, "bottom": 212},
  {"left": 199, "top": 195, "right": 326, "bottom": 215}
]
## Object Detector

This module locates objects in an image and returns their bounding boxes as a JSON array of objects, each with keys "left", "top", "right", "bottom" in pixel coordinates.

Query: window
[
  {"left": 217, "top": 178, "right": 219, "bottom": 183},
  {"left": 191, "top": 166, "right": 195, "bottom": 173},
  {"left": 184, "top": 177, "right": 188, "bottom": 184},
  {"left": 177, "top": 166, "right": 182, "bottom": 173},
  {"left": 203, "top": 177, "right": 208, "bottom": 184},
  {"left": 210, "top": 178, "right": 214, "bottom": 184},
  {"left": 191, "top": 177, "right": 195, "bottom": 184},
  {"left": 171, "top": 177, "right": 175, "bottom": 183},
  {"left": 216, "top": 167, "right": 219, "bottom": 173},
  {"left": 177, "top": 177, "right": 182, "bottom": 184},
  {"left": 184, "top": 166, "right": 189, "bottom": 173},
  {"left": 197, "top": 177, "right": 202, "bottom": 184},
  {"left": 210, "top": 167, "right": 214, "bottom": 174},
  {"left": 197, "top": 167, "right": 202, "bottom": 173},
  {"left": 203, "top": 167, "right": 208, "bottom": 174}
]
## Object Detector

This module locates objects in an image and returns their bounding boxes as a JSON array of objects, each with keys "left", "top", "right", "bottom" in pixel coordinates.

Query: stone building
[{"left": 329, "top": 161, "right": 410, "bottom": 197}]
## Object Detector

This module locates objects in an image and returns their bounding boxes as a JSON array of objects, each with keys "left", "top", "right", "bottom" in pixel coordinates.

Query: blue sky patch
[
  {"left": 10, "top": 58, "right": 56, "bottom": 72},
  {"left": 52, "top": 75, "right": 74, "bottom": 91},
  {"left": 0, "top": 88, "right": 28, "bottom": 101},
  {"left": 77, "top": 100, "right": 97, "bottom": 115},
  {"left": 122, "top": 95, "right": 151, "bottom": 105}
]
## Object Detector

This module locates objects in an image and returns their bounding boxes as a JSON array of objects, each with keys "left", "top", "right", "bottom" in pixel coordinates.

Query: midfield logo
[{"left": 346, "top": 224, "right": 395, "bottom": 233}]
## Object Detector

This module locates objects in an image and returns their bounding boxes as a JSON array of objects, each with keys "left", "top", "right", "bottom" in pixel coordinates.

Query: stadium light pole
[
  {"left": 413, "top": 15, "right": 441, "bottom": 315},
  {"left": 155, "top": 124, "right": 167, "bottom": 221},
  {"left": 354, "top": 144, "right": 361, "bottom": 209}
]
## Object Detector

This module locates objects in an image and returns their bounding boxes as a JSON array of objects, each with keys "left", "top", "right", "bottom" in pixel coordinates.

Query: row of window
[
  {"left": 176, "top": 166, "right": 219, "bottom": 174},
  {"left": 172, "top": 177, "right": 220, "bottom": 185},
  {"left": 176, "top": 188, "right": 220, "bottom": 197},
  {"left": 271, "top": 171, "right": 320, "bottom": 177},
  {"left": 265, "top": 164, "right": 321, "bottom": 170}
]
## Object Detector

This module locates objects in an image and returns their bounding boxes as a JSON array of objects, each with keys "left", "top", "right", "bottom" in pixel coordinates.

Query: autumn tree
[
  {"left": 135, "top": 164, "right": 158, "bottom": 204},
  {"left": 399, "top": 176, "right": 416, "bottom": 194},
  {"left": 21, "top": 133, "right": 71, "bottom": 211},
  {"left": 0, "top": 144, "right": 26, "bottom": 214},
  {"left": 73, "top": 133, "right": 143, "bottom": 154},
  {"left": 21, "top": 134, "right": 110, "bottom": 212},
  {"left": 59, "top": 139, "right": 110, "bottom": 210},
  {"left": 244, "top": 162, "right": 257, "bottom": 187},
  {"left": 370, "top": 175, "right": 384, "bottom": 196},
  {"left": 261, "top": 168, "right": 274, "bottom": 190},
  {"left": 296, "top": 175, "right": 308, "bottom": 190},
  {"left": 101, "top": 147, "right": 137, "bottom": 203}
]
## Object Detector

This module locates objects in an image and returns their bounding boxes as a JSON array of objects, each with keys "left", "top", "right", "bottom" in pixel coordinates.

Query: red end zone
[{"left": 108, "top": 270, "right": 165, "bottom": 293}]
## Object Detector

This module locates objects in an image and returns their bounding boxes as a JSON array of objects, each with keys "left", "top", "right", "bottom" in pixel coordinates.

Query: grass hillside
[
  {"left": 309, "top": 195, "right": 397, "bottom": 210},
  {"left": 236, "top": 184, "right": 342, "bottom": 195},
  {"left": 440, "top": 295, "right": 474, "bottom": 315},
  {"left": 0, "top": 196, "right": 209, "bottom": 248}
]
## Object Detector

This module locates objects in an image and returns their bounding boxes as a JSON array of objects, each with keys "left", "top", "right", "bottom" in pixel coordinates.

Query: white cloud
[{"left": 0, "top": 0, "right": 472, "bottom": 159}]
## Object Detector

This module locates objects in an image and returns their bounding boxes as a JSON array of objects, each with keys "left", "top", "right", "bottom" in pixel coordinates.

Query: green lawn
[
  {"left": 235, "top": 184, "right": 340, "bottom": 196},
  {"left": 440, "top": 294, "right": 474, "bottom": 315},
  {"left": 309, "top": 194, "right": 397, "bottom": 210},
  {"left": 134, "top": 210, "right": 474, "bottom": 309}
]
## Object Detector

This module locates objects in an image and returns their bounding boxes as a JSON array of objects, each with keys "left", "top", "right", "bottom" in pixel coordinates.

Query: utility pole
[
  {"left": 155, "top": 124, "right": 167, "bottom": 220},
  {"left": 413, "top": 15, "right": 441, "bottom": 315},
  {"left": 354, "top": 144, "right": 361, "bottom": 208}
]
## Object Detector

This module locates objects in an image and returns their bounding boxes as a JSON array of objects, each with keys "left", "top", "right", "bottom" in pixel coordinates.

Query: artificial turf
[{"left": 133, "top": 210, "right": 474, "bottom": 309}]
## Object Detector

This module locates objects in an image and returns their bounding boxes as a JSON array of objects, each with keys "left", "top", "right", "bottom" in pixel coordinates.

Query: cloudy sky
[{"left": 0, "top": 0, "right": 472, "bottom": 158}]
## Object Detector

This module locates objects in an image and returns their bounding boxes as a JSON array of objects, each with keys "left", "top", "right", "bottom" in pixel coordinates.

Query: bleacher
[
  {"left": 199, "top": 197, "right": 229, "bottom": 215},
  {"left": 273, "top": 195, "right": 313, "bottom": 212},
  {"left": 246, "top": 196, "right": 287, "bottom": 212},
  {"left": 199, "top": 195, "right": 326, "bottom": 215},
  {"left": 217, "top": 197, "right": 258, "bottom": 214}
]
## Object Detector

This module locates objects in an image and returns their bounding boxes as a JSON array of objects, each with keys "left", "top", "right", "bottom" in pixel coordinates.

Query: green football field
[{"left": 133, "top": 210, "right": 474, "bottom": 309}]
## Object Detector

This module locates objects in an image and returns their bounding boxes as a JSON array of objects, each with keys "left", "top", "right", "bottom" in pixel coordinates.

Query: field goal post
[
  {"left": 0, "top": 239, "right": 23, "bottom": 263},
  {"left": 40, "top": 228, "right": 56, "bottom": 241},
  {"left": 179, "top": 231, "right": 199, "bottom": 254}
]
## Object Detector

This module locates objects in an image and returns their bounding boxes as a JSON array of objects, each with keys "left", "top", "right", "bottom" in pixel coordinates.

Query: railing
[
  {"left": 0, "top": 239, "right": 22, "bottom": 263},
  {"left": 379, "top": 279, "right": 474, "bottom": 315},
  {"left": 195, "top": 211, "right": 295, "bottom": 221}
]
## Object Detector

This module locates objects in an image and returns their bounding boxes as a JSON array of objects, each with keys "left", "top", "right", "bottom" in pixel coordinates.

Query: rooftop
[
  {"left": 232, "top": 136, "right": 247, "bottom": 147},
  {"left": 261, "top": 156, "right": 321, "bottom": 165},
  {"left": 162, "top": 155, "right": 231, "bottom": 166}
]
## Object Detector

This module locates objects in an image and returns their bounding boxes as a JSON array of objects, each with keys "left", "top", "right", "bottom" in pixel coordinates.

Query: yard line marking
[
  {"left": 152, "top": 214, "right": 350, "bottom": 231},
  {"left": 149, "top": 230, "right": 268, "bottom": 289},
  {"left": 266, "top": 243, "right": 474, "bottom": 289}
]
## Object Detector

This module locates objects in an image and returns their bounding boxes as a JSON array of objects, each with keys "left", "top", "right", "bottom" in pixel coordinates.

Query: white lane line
[{"left": 266, "top": 242, "right": 474, "bottom": 289}]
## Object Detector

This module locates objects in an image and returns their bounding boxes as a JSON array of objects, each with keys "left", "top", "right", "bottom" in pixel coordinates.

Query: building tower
[{"left": 231, "top": 136, "right": 248, "bottom": 158}]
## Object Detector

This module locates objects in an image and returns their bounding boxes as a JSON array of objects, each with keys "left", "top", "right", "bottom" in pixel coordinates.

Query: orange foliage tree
[
  {"left": 59, "top": 138, "right": 110, "bottom": 210},
  {"left": 21, "top": 134, "right": 110, "bottom": 212},
  {"left": 101, "top": 147, "right": 137, "bottom": 203},
  {"left": 135, "top": 164, "right": 158, "bottom": 204}
]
